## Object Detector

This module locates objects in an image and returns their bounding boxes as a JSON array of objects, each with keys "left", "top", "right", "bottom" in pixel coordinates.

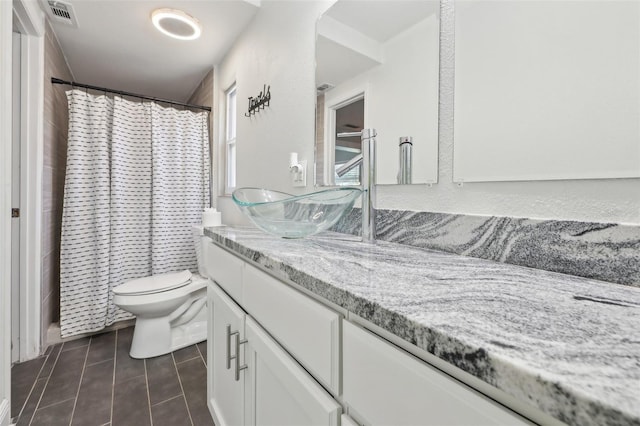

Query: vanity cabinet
[
  {"left": 208, "top": 284, "right": 245, "bottom": 426},
  {"left": 206, "top": 240, "right": 537, "bottom": 426},
  {"left": 243, "top": 263, "right": 341, "bottom": 395},
  {"left": 206, "top": 242, "right": 342, "bottom": 426},
  {"left": 244, "top": 316, "right": 341, "bottom": 425},
  {"left": 342, "top": 321, "right": 531, "bottom": 426}
]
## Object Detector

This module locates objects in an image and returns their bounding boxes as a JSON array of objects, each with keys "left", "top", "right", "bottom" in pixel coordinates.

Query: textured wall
[
  {"left": 315, "top": 93, "right": 325, "bottom": 185},
  {"left": 42, "top": 19, "right": 73, "bottom": 344},
  {"left": 187, "top": 68, "right": 215, "bottom": 208},
  {"left": 214, "top": 0, "right": 334, "bottom": 225}
]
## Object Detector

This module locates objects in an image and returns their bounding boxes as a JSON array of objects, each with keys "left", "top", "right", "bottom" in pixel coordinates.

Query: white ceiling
[
  {"left": 326, "top": 0, "right": 439, "bottom": 43},
  {"left": 44, "top": 0, "right": 260, "bottom": 103},
  {"left": 316, "top": 0, "right": 439, "bottom": 88},
  {"left": 316, "top": 35, "right": 380, "bottom": 89}
]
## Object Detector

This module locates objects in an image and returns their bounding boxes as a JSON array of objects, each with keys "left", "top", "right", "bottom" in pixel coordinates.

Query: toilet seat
[{"left": 113, "top": 270, "right": 193, "bottom": 296}]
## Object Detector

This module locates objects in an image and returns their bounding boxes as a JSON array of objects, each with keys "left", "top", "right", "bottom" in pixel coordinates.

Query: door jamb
[
  {"left": 323, "top": 83, "right": 369, "bottom": 186},
  {"left": 13, "top": 0, "right": 45, "bottom": 362}
]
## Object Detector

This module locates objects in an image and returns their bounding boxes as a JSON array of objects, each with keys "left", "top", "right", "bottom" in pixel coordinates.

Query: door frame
[
  {"left": 323, "top": 83, "right": 369, "bottom": 186},
  {"left": 11, "top": 0, "right": 45, "bottom": 363},
  {"left": 1, "top": 2, "right": 13, "bottom": 422},
  {"left": 11, "top": 31, "right": 21, "bottom": 364},
  {"left": 2, "top": 1, "right": 43, "bottom": 421}
]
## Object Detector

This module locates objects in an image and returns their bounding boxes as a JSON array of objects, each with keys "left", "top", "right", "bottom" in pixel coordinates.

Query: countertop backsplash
[{"left": 332, "top": 208, "right": 640, "bottom": 287}]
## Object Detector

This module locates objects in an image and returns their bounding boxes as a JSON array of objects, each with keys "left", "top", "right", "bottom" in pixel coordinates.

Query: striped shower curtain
[{"left": 59, "top": 89, "right": 210, "bottom": 338}]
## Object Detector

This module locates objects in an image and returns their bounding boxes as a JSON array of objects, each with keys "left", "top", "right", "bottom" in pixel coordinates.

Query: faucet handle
[{"left": 361, "top": 128, "right": 377, "bottom": 140}]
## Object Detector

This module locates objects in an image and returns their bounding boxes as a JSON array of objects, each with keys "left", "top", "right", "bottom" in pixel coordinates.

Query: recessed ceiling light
[{"left": 151, "top": 8, "right": 202, "bottom": 41}]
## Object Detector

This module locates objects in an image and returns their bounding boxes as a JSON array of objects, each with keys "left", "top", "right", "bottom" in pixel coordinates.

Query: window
[{"left": 225, "top": 84, "right": 237, "bottom": 194}]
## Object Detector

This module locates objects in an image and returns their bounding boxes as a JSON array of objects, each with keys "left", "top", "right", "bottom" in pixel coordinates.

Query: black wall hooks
[{"left": 245, "top": 84, "right": 271, "bottom": 117}]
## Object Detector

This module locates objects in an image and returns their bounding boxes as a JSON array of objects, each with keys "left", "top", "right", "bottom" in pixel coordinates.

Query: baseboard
[
  {"left": 0, "top": 398, "right": 10, "bottom": 426},
  {"left": 45, "top": 319, "right": 136, "bottom": 348}
]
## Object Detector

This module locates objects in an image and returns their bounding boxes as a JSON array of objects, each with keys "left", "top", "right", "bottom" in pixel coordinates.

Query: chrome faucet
[
  {"left": 335, "top": 128, "right": 376, "bottom": 243},
  {"left": 397, "top": 136, "right": 413, "bottom": 184}
]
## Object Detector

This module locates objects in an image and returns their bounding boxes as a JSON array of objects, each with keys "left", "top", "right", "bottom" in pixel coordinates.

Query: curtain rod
[{"left": 51, "top": 77, "right": 212, "bottom": 112}]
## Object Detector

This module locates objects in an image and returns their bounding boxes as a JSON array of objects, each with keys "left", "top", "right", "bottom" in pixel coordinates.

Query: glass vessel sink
[{"left": 232, "top": 187, "right": 362, "bottom": 238}]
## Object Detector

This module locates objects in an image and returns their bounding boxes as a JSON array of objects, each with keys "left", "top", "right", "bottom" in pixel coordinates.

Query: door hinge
[{"left": 12, "top": 208, "right": 20, "bottom": 218}]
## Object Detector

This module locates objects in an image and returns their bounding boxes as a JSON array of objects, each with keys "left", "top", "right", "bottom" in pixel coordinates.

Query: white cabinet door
[
  {"left": 343, "top": 321, "right": 531, "bottom": 426},
  {"left": 341, "top": 414, "right": 360, "bottom": 426},
  {"left": 208, "top": 284, "right": 245, "bottom": 426},
  {"left": 244, "top": 317, "right": 341, "bottom": 426},
  {"left": 243, "top": 264, "right": 341, "bottom": 395}
]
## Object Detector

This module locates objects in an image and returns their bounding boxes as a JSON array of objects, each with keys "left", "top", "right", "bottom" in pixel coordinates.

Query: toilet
[{"left": 113, "top": 226, "right": 209, "bottom": 359}]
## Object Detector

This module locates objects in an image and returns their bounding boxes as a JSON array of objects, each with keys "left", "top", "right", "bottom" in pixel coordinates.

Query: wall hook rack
[{"left": 245, "top": 84, "right": 271, "bottom": 117}]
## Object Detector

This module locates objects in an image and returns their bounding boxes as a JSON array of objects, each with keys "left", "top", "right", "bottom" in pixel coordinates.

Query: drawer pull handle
[
  {"left": 226, "top": 324, "right": 248, "bottom": 380},
  {"left": 235, "top": 333, "right": 248, "bottom": 381},
  {"left": 226, "top": 324, "right": 233, "bottom": 369}
]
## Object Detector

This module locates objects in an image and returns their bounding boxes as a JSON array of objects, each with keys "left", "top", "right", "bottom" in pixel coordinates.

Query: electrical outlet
[{"left": 292, "top": 160, "right": 307, "bottom": 187}]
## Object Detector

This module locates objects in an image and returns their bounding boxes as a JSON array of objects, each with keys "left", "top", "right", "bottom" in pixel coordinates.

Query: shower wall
[
  {"left": 42, "top": 19, "right": 73, "bottom": 346},
  {"left": 187, "top": 68, "right": 215, "bottom": 208}
]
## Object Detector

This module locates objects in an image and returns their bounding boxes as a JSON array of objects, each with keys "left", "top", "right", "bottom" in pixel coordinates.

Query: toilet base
[{"left": 129, "top": 299, "right": 207, "bottom": 359}]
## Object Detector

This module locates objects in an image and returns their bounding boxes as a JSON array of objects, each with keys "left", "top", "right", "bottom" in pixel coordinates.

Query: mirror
[
  {"left": 315, "top": 0, "right": 441, "bottom": 186},
  {"left": 453, "top": 1, "right": 640, "bottom": 182}
]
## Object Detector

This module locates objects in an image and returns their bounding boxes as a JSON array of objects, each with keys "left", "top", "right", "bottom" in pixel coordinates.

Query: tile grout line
[
  {"left": 14, "top": 354, "right": 50, "bottom": 421},
  {"left": 29, "top": 397, "right": 77, "bottom": 412},
  {"left": 151, "top": 394, "right": 188, "bottom": 407},
  {"left": 171, "top": 352, "right": 195, "bottom": 426},
  {"left": 175, "top": 355, "right": 201, "bottom": 365},
  {"left": 195, "top": 343, "right": 206, "bottom": 367},
  {"left": 27, "top": 344, "right": 65, "bottom": 425},
  {"left": 67, "top": 337, "right": 92, "bottom": 426},
  {"left": 110, "top": 330, "right": 118, "bottom": 426},
  {"left": 144, "top": 359, "right": 154, "bottom": 426}
]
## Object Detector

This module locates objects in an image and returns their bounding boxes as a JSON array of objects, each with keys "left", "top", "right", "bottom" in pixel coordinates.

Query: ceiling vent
[
  {"left": 46, "top": 1, "right": 78, "bottom": 28},
  {"left": 316, "top": 83, "right": 335, "bottom": 94}
]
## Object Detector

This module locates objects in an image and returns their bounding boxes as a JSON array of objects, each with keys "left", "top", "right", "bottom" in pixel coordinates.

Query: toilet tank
[{"left": 192, "top": 225, "right": 207, "bottom": 277}]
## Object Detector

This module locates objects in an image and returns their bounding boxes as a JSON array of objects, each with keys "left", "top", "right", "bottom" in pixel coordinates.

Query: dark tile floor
[{"left": 11, "top": 327, "right": 213, "bottom": 426}]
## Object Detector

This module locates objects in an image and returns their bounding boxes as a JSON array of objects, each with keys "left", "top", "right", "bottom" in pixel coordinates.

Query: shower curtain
[{"left": 59, "top": 89, "right": 210, "bottom": 338}]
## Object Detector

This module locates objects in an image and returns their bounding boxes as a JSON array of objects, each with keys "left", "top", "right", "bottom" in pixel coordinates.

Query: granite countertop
[{"left": 204, "top": 226, "right": 640, "bottom": 426}]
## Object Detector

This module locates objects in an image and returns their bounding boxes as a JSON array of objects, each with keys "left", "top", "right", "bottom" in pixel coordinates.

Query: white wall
[
  {"left": 324, "top": 14, "right": 439, "bottom": 184},
  {"left": 216, "top": 0, "right": 640, "bottom": 226},
  {"left": 215, "top": 0, "right": 334, "bottom": 225}
]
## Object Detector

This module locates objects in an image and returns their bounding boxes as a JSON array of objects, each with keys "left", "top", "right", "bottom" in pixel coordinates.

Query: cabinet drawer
[
  {"left": 243, "top": 264, "right": 341, "bottom": 395},
  {"left": 343, "top": 321, "right": 531, "bottom": 426},
  {"left": 206, "top": 242, "right": 243, "bottom": 303}
]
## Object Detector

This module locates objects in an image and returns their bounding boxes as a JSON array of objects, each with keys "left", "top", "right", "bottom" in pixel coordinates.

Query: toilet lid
[{"left": 113, "top": 270, "right": 193, "bottom": 296}]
